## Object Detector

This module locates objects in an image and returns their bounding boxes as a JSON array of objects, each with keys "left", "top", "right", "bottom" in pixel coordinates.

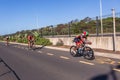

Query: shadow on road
[
  {"left": 33, "top": 41, "right": 49, "bottom": 50},
  {"left": 90, "top": 65, "right": 120, "bottom": 80},
  {"left": 0, "top": 58, "right": 21, "bottom": 80},
  {"left": 33, "top": 45, "right": 46, "bottom": 50},
  {"left": 116, "top": 65, "right": 120, "bottom": 69}
]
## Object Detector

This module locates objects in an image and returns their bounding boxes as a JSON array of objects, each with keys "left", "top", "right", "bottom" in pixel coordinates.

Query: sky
[{"left": 0, "top": 0, "right": 119, "bottom": 35}]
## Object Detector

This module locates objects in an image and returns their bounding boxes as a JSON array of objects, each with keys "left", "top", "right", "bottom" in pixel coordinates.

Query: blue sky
[{"left": 0, "top": 0, "right": 119, "bottom": 35}]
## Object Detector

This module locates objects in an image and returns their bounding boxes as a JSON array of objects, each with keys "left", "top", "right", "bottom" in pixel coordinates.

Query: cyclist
[
  {"left": 73, "top": 31, "right": 91, "bottom": 52},
  {"left": 5, "top": 36, "right": 9, "bottom": 46},
  {"left": 27, "top": 34, "right": 34, "bottom": 49}
]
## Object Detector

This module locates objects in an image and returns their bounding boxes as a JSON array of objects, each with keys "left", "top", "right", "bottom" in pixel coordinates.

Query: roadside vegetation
[{"left": 0, "top": 16, "right": 120, "bottom": 46}]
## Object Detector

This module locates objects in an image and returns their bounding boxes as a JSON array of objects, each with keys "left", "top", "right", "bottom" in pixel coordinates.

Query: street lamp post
[
  {"left": 40, "top": 28, "right": 43, "bottom": 38},
  {"left": 112, "top": 8, "right": 116, "bottom": 52},
  {"left": 96, "top": 16, "right": 99, "bottom": 36},
  {"left": 51, "top": 25, "right": 54, "bottom": 37},
  {"left": 100, "top": 0, "right": 103, "bottom": 36},
  {"left": 68, "top": 21, "right": 72, "bottom": 37}
]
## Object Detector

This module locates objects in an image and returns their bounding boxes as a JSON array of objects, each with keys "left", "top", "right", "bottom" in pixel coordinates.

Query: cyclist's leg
[
  {"left": 75, "top": 42, "right": 83, "bottom": 54},
  {"left": 72, "top": 42, "right": 78, "bottom": 53},
  {"left": 30, "top": 41, "right": 32, "bottom": 48},
  {"left": 76, "top": 42, "right": 81, "bottom": 49},
  {"left": 6, "top": 40, "right": 8, "bottom": 46},
  {"left": 30, "top": 40, "right": 33, "bottom": 49},
  {"left": 28, "top": 40, "right": 31, "bottom": 49},
  {"left": 31, "top": 41, "right": 35, "bottom": 49},
  {"left": 7, "top": 40, "right": 9, "bottom": 46}
]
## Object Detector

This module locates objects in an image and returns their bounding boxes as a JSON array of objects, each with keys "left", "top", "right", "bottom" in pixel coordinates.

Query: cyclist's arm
[{"left": 82, "top": 37, "right": 92, "bottom": 45}]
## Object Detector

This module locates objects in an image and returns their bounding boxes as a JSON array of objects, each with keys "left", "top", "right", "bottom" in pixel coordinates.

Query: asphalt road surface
[{"left": 0, "top": 42, "right": 120, "bottom": 80}]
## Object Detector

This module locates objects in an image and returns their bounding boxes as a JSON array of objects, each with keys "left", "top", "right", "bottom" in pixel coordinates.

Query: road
[{"left": 0, "top": 42, "right": 120, "bottom": 80}]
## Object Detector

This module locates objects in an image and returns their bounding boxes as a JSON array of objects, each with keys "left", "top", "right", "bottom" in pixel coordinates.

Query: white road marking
[
  {"left": 18, "top": 46, "right": 21, "bottom": 48},
  {"left": 37, "top": 51, "right": 42, "bottom": 53},
  {"left": 47, "top": 53, "right": 54, "bottom": 56},
  {"left": 79, "top": 61, "right": 95, "bottom": 65},
  {"left": 25, "top": 48, "right": 28, "bottom": 50},
  {"left": 60, "top": 56, "right": 70, "bottom": 60},
  {"left": 113, "top": 68, "right": 120, "bottom": 72},
  {"left": 14, "top": 46, "right": 17, "bottom": 47},
  {"left": 21, "top": 47, "right": 24, "bottom": 49}
]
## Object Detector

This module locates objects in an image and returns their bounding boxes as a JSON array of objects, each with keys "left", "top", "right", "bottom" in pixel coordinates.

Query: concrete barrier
[{"left": 47, "top": 36, "right": 120, "bottom": 51}]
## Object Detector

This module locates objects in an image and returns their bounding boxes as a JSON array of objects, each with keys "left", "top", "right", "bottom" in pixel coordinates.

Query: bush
[
  {"left": 22, "top": 38, "right": 28, "bottom": 43},
  {"left": 35, "top": 37, "right": 52, "bottom": 45},
  {"left": 17, "top": 38, "right": 23, "bottom": 43},
  {"left": 56, "top": 39, "right": 64, "bottom": 46},
  {"left": 10, "top": 38, "right": 16, "bottom": 42},
  {"left": 8, "top": 36, "right": 52, "bottom": 46},
  {"left": 16, "top": 38, "right": 28, "bottom": 43}
]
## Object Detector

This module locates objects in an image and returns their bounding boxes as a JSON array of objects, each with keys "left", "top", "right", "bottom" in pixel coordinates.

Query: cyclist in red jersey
[
  {"left": 5, "top": 36, "right": 9, "bottom": 46},
  {"left": 73, "top": 31, "right": 92, "bottom": 51},
  {"left": 27, "top": 35, "right": 34, "bottom": 49}
]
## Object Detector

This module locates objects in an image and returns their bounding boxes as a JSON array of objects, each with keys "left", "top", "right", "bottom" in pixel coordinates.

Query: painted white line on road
[
  {"left": 60, "top": 56, "right": 70, "bottom": 60},
  {"left": 113, "top": 68, "right": 120, "bottom": 72},
  {"left": 21, "top": 47, "right": 25, "bottom": 49},
  {"left": 47, "top": 53, "right": 54, "bottom": 56},
  {"left": 79, "top": 61, "right": 95, "bottom": 65},
  {"left": 17, "top": 46, "right": 20, "bottom": 48},
  {"left": 37, "top": 51, "right": 42, "bottom": 53},
  {"left": 24, "top": 48, "right": 28, "bottom": 50},
  {"left": 14, "top": 46, "right": 17, "bottom": 47}
]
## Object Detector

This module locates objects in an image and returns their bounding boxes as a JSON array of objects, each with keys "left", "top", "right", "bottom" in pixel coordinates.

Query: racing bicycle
[{"left": 70, "top": 43, "right": 95, "bottom": 60}]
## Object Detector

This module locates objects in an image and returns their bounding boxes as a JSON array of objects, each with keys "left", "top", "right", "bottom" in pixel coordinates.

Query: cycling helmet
[{"left": 83, "top": 31, "right": 89, "bottom": 36}]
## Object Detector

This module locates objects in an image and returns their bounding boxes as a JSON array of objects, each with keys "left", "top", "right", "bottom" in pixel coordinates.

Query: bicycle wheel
[
  {"left": 83, "top": 46, "right": 95, "bottom": 60},
  {"left": 70, "top": 46, "right": 78, "bottom": 57}
]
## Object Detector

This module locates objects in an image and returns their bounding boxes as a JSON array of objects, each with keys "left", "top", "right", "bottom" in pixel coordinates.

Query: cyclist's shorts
[{"left": 28, "top": 40, "right": 32, "bottom": 43}]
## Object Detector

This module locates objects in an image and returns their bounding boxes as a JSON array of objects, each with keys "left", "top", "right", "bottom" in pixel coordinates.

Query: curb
[
  {"left": 95, "top": 52, "right": 120, "bottom": 59},
  {"left": 45, "top": 46, "right": 69, "bottom": 52}
]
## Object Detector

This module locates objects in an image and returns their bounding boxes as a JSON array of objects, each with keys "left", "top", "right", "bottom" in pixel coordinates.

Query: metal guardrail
[{"left": 43, "top": 33, "right": 120, "bottom": 38}]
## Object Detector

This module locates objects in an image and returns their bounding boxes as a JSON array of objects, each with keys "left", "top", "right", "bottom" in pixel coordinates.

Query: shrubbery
[
  {"left": 35, "top": 37, "right": 52, "bottom": 45},
  {"left": 55, "top": 39, "right": 64, "bottom": 46},
  {"left": 1, "top": 35, "right": 52, "bottom": 46},
  {"left": 9, "top": 37, "right": 16, "bottom": 42},
  {"left": 8, "top": 37, "right": 52, "bottom": 46},
  {"left": 16, "top": 38, "right": 28, "bottom": 43}
]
